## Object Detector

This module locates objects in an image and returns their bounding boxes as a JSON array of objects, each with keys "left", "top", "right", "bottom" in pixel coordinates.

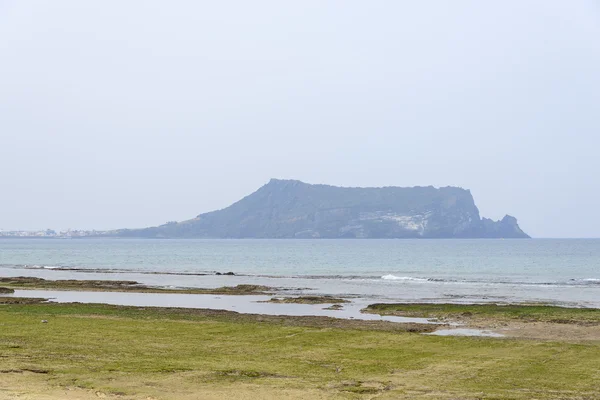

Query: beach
[{"left": 1, "top": 239, "right": 599, "bottom": 398}]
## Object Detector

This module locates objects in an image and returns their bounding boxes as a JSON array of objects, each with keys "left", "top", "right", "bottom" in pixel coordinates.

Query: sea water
[{"left": 0, "top": 239, "right": 598, "bottom": 307}]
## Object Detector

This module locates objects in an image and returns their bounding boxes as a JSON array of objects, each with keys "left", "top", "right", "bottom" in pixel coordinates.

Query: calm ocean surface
[{"left": 1, "top": 239, "right": 599, "bottom": 307}]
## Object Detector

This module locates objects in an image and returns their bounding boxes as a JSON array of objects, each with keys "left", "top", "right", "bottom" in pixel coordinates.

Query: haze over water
[{"left": 2, "top": 238, "right": 599, "bottom": 307}]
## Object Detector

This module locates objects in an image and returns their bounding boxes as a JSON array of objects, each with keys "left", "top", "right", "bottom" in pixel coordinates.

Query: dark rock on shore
[{"left": 263, "top": 296, "right": 349, "bottom": 304}]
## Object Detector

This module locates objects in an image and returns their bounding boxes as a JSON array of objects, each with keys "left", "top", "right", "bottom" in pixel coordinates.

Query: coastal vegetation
[
  {"left": 0, "top": 300, "right": 598, "bottom": 399},
  {"left": 363, "top": 303, "right": 600, "bottom": 325},
  {"left": 263, "top": 296, "right": 349, "bottom": 304},
  {"left": 0, "top": 277, "right": 273, "bottom": 295}
]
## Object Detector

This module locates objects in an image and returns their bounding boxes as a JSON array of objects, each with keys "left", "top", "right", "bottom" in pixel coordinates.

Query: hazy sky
[{"left": 1, "top": 1, "right": 599, "bottom": 237}]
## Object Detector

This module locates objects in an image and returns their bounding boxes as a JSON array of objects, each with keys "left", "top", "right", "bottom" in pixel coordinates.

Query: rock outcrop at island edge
[{"left": 113, "top": 179, "right": 530, "bottom": 239}]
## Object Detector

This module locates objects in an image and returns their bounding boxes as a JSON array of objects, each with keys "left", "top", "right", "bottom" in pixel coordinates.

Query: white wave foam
[{"left": 381, "top": 274, "right": 427, "bottom": 282}]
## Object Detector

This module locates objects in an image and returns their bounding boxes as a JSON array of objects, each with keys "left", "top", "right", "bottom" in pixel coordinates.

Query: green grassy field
[
  {"left": 364, "top": 302, "right": 600, "bottom": 324},
  {"left": 1, "top": 301, "right": 599, "bottom": 399}
]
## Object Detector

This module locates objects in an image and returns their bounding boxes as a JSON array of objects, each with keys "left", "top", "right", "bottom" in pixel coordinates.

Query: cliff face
[{"left": 115, "top": 179, "right": 530, "bottom": 238}]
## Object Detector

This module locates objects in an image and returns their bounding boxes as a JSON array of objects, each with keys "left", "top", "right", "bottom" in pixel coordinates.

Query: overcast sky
[{"left": 1, "top": 1, "right": 599, "bottom": 238}]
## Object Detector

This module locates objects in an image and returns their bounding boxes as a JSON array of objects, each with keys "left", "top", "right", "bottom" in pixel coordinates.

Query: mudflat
[
  {"left": 0, "top": 299, "right": 599, "bottom": 399},
  {"left": 0, "top": 276, "right": 274, "bottom": 295},
  {"left": 262, "top": 296, "right": 349, "bottom": 304}
]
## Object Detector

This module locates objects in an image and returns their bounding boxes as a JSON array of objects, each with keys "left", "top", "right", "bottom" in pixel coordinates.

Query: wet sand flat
[{"left": 3, "top": 290, "right": 439, "bottom": 325}]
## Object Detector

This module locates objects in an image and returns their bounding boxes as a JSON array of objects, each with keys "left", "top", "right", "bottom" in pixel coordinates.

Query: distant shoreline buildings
[{"left": 0, "top": 229, "right": 105, "bottom": 238}]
